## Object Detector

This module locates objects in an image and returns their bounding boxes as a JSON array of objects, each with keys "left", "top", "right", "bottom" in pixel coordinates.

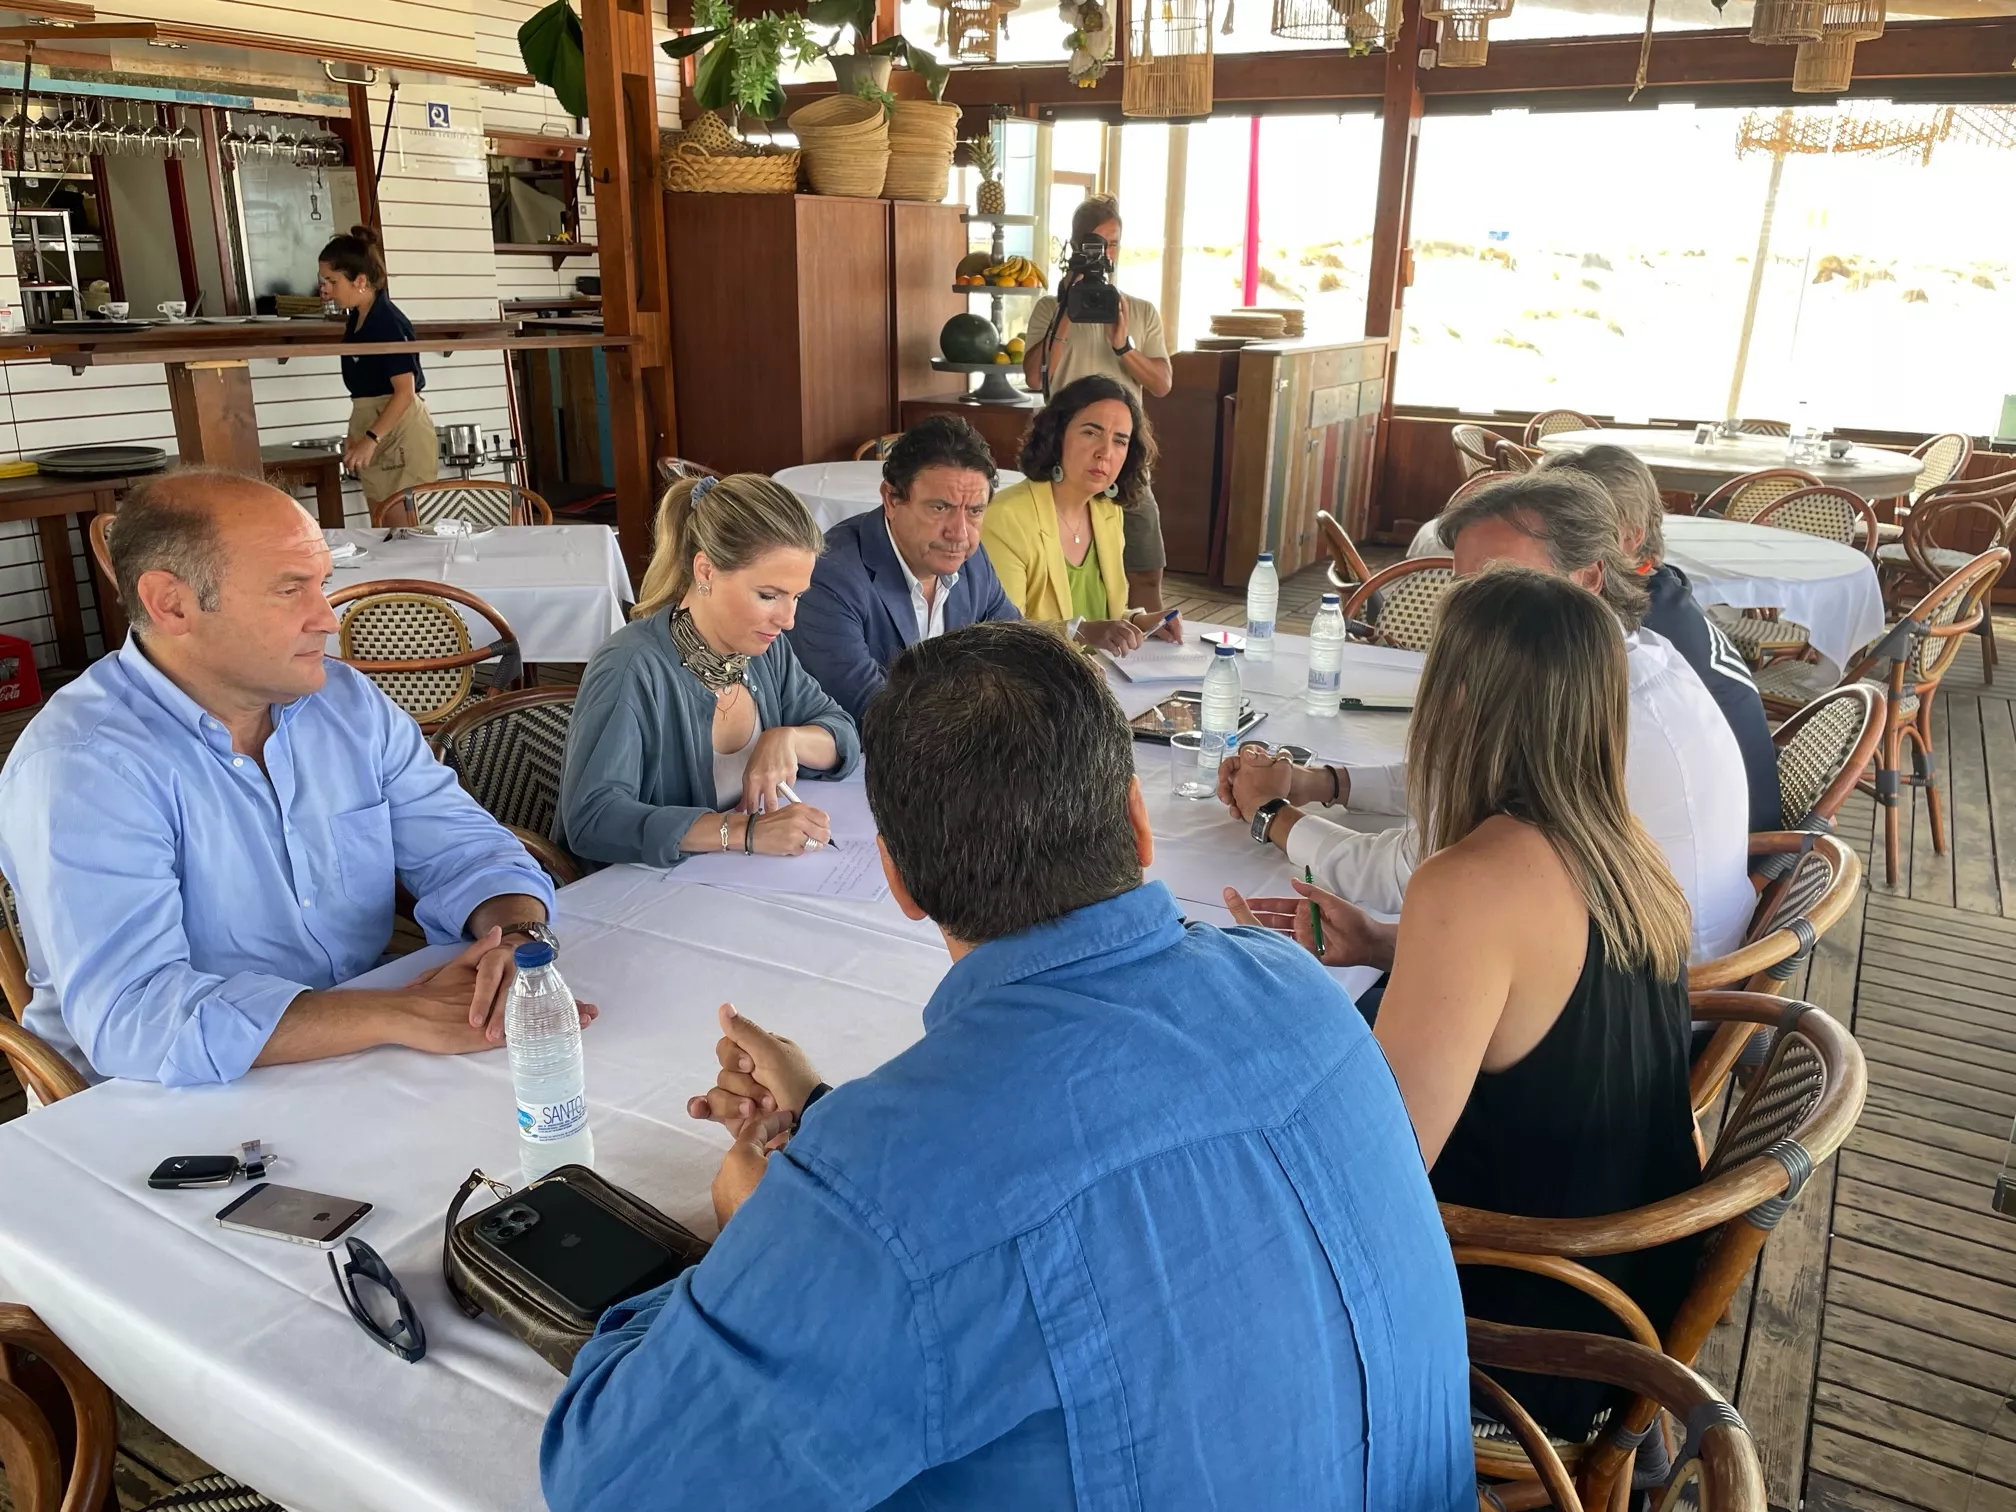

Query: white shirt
[
  {"left": 886, "top": 518, "right": 958, "bottom": 644},
  {"left": 1285, "top": 627, "right": 1753, "bottom": 964}
]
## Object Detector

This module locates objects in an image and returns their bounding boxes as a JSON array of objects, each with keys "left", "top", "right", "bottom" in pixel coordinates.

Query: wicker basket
[
  {"left": 788, "top": 94, "right": 887, "bottom": 138},
  {"left": 888, "top": 100, "right": 962, "bottom": 145},
  {"left": 883, "top": 152, "right": 952, "bottom": 201},
  {"left": 802, "top": 137, "right": 891, "bottom": 197},
  {"left": 683, "top": 110, "right": 744, "bottom": 154},
  {"left": 1791, "top": 33, "right": 1857, "bottom": 89},
  {"left": 662, "top": 140, "right": 802, "bottom": 194},
  {"left": 1750, "top": 0, "right": 1826, "bottom": 42},
  {"left": 1123, "top": 52, "right": 1214, "bottom": 118}
]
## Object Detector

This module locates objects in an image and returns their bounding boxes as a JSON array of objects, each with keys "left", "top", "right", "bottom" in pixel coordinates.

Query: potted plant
[
  {"left": 661, "top": 0, "right": 823, "bottom": 124},
  {"left": 805, "top": 0, "right": 951, "bottom": 102}
]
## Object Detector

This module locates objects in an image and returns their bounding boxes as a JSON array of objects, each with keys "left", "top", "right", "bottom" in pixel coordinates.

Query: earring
[
  {"left": 699, "top": 581, "right": 712, "bottom": 596},
  {"left": 1103, "top": 482, "right": 1120, "bottom": 499},
  {"left": 1051, "top": 466, "right": 1064, "bottom": 484}
]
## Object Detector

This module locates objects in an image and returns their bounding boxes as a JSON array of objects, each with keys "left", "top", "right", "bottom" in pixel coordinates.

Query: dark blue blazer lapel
[{"left": 856, "top": 513, "right": 919, "bottom": 656}]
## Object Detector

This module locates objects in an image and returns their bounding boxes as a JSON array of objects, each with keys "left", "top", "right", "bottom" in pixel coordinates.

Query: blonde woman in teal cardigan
[{"left": 982, "top": 376, "right": 1183, "bottom": 656}]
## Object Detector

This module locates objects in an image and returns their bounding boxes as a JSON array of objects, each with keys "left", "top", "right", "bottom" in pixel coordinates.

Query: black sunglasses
[{"left": 328, "top": 1237, "right": 427, "bottom": 1363}]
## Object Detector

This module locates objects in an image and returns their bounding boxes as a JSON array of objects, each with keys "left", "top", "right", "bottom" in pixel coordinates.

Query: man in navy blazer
[{"left": 789, "top": 416, "right": 1021, "bottom": 720}]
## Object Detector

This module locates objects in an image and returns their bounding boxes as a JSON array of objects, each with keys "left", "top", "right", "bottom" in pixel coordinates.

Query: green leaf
[
  {"left": 898, "top": 38, "right": 950, "bottom": 100},
  {"left": 659, "top": 27, "right": 726, "bottom": 58},
  {"left": 806, "top": 0, "right": 874, "bottom": 34},
  {"left": 692, "top": 35, "right": 734, "bottom": 110},
  {"left": 517, "top": 0, "right": 588, "bottom": 120}
]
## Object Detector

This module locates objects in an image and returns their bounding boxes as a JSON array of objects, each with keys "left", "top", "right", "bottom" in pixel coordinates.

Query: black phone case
[
  {"left": 467, "top": 1181, "right": 684, "bottom": 1323},
  {"left": 150, "top": 1155, "right": 241, "bottom": 1189}
]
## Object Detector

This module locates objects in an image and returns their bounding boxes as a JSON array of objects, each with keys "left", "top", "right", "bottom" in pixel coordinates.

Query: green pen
[{"left": 1304, "top": 866, "right": 1324, "bottom": 956}]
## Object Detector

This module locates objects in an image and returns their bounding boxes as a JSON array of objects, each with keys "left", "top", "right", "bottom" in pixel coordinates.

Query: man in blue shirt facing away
[
  {"left": 787, "top": 415, "right": 1019, "bottom": 721},
  {"left": 0, "top": 469, "right": 568, "bottom": 1086},
  {"left": 542, "top": 619, "right": 1473, "bottom": 1511}
]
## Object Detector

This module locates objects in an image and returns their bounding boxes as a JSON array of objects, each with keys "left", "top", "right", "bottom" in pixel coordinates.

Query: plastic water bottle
[
  {"left": 1199, "top": 640, "right": 1243, "bottom": 771},
  {"left": 1306, "top": 593, "right": 1346, "bottom": 718},
  {"left": 1245, "top": 552, "right": 1279, "bottom": 663},
  {"left": 505, "top": 942, "right": 595, "bottom": 1183}
]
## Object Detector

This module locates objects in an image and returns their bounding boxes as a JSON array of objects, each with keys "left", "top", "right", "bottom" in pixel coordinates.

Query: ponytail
[
  {"left": 318, "top": 225, "right": 386, "bottom": 288},
  {"left": 632, "top": 473, "right": 823, "bottom": 619}
]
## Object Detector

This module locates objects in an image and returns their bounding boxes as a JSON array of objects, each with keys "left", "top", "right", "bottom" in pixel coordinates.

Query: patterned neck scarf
[{"left": 668, "top": 605, "right": 750, "bottom": 694}]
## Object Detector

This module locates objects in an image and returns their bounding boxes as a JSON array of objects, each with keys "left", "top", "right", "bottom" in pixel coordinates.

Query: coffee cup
[
  {"left": 102, "top": 301, "right": 129, "bottom": 320},
  {"left": 157, "top": 301, "right": 187, "bottom": 321},
  {"left": 1827, "top": 438, "right": 1853, "bottom": 460},
  {"left": 0, "top": 309, "right": 18, "bottom": 336}
]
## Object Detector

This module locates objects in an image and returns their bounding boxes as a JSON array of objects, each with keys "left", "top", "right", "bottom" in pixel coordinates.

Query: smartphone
[
  {"left": 151, "top": 1155, "right": 241, "bottom": 1189},
  {"left": 470, "top": 1181, "right": 685, "bottom": 1324},
  {"left": 216, "top": 1183, "right": 372, "bottom": 1249},
  {"left": 1129, "top": 692, "right": 1265, "bottom": 745}
]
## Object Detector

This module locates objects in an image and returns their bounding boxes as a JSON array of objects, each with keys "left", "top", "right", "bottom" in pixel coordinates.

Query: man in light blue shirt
[
  {"left": 0, "top": 469, "right": 564, "bottom": 1086},
  {"left": 542, "top": 620, "right": 1473, "bottom": 1511}
]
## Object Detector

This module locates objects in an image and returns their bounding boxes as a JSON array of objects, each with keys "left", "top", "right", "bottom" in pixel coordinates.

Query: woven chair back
[
  {"left": 337, "top": 592, "right": 477, "bottom": 724},
  {"left": 1451, "top": 424, "right": 1512, "bottom": 479},
  {"left": 0, "top": 877, "right": 26, "bottom": 1023},
  {"left": 1733, "top": 417, "right": 1791, "bottom": 437},
  {"left": 853, "top": 434, "right": 902, "bottom": 461},
  {"left": 1704, "top": 468, "right": 1821, "bottom": 522},
  {"left": 1773, "top": 685, "right": 1883, "bottom": 830},
  {"left": 1907, "top": 548, "right": 2009, "bottom": 687},
  {"left": 655, "top": 457, "right": 723, "bottom": 489},
  {"left": 434, "top": 691, "right": 575, "bottom": 840},
  {"left": 1910, "top": 431, "right": 1973, "bottom": 502},
  {"left": 1314, "top": 508, "right": 1373, "bottom": 591},
  {"left": 1749, "top": 485, "right": 1872, "bottom": 550},
  {"left": 1522, "top": 409, "right": 1598, "bottom": 447},
  {"left": 1344, "top": 558, "right": 1455, "bottom": 653},
  {"left": 395, "top": 481, "right": 553, "bottom": 529}
]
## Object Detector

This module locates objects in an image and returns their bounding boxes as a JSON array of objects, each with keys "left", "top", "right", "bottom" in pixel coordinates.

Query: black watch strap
[
  {"left": 802, "top": 1082, "right": 833, "bottom": 1113},
  {"left": 365, "top": 427, "right": 380, "bottom": 441},
  {"left": 1111, "top": 338, "right": 1134, "bottom": 356},
  {"left": 1252, "top": 798, "right": 1289, "bottom": 845}
]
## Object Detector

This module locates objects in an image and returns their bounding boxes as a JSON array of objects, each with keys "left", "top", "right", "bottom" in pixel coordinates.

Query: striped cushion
[{"left": 144, "top": 1475, "right": 284, "bottom": 1511}]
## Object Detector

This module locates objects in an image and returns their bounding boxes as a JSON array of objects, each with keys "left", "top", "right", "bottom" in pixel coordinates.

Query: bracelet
[
  {"left": 743, "top": 813, "right": 757, "bottom": 855},
  {"left": 718, "top": 814, "right": 732, "bottom": 852},
  {"left": 1327, "top": 765, "right": 1341, "bottom": 805},
  {"left": 364, "top": 428, "right": 380, "bottom": 442}
]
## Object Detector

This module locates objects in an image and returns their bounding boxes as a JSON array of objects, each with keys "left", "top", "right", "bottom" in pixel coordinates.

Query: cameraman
[{"left": 1022, "top": 195, "right": 1175, "bottom": 613}]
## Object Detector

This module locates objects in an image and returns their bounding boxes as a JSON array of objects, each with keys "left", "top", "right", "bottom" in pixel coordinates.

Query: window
[{"left": 1396, "top": 101, "right": 2016, "bottom": 436}]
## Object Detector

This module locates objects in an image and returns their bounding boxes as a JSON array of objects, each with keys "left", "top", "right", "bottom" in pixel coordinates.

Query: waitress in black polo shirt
[{"left": 316, "top": 226, "right": 437, "bottom": 520}]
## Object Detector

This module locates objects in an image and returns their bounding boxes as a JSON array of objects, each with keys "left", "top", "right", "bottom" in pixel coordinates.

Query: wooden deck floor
[{"left": 8, "top": 573, "right": 2016, "bottom": 1509}]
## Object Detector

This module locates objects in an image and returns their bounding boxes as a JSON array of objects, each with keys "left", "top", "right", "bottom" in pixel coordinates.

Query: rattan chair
[
  {"left": 1468, "top": 1322, "right": 1766, "bottom": 1512},
  {"left": 430, "top": 686, "right": 581, "bottom": 886},
  {"left": 1521, "top": 410, "right": 1599, "bottom": 448},
  {"left": 1315, "top": 508, "right": 1375, "bottom": 593},
  {"left": 1714, "top": 485, "right": 1882, "bottom": 664},
  {"left": 852, "top": 434, "right": 902, "bottom": 461},
  {"left": 1772, "top": 683, "right": 1885, "bottom": 833},
  {"left": 375, "top": 480, "right": 554, "bottom": 529},
  {"left": 1, "top": 878, "right": 28, "bottom": 1023},
  {"left": 1731, "top": 417, "right": 1791, "bottom": 437},
  {"left": 328, "top": 579, "right": 523, "bottom": 732},
  {"left": 1450, "top": 990, "right": 1864, "bottom": 1512},
  {"left": 1876, "top": 468, "right": 2016, "bottom": 683},
  {"left": 1759, "top": 547, "right": 2010, "bottom": 884},
  {"left": 1452, "top": 424, "right": 1522, "bottom": 480},
  {"left": 0, "top": 1304, "right": 282, "bottom": 1511},
  {"left": 1694, "top": 467, "right": 1821, "bottom": 522},
  {"left": 1870, "top": 431, "right": 1975, "bottom": 546},
  {"left": 655, "top": 456, "right": 722, "bottom": 489},
  {"left": 1343, "top": 557, "right": 1456, "bottom": 654}
]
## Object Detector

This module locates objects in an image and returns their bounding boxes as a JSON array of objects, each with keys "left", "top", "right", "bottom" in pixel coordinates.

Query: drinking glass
[{"left": 1170, "top": 731, "right": 1214, "bottom": 801}]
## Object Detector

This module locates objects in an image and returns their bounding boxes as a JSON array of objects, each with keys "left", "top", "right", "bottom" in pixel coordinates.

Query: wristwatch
[
  {"left": 1251, "top": 798, "right": 1289, "bottom": 846},
  {"left": 364, "top": 427, "right": 381, "bottom": 442},
  {"left": 499, "top": 920, "right": 559, "bottom": 956},
  {"left": 1111, "top": 338, "right": 1134, "bottom": 357}
]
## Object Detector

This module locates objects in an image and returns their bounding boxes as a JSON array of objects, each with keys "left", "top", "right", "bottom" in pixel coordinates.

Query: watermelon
[{"left": 940, "top": 312, "right": 1000, "bottom": 365}]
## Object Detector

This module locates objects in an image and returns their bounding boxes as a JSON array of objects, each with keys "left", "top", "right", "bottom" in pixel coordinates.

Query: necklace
[
  {"left": 668, "top": 605, "right": 750, "bottom": 693},
  {"left": 1056, "top": 502, "right": 1090, "bottom": 547}
]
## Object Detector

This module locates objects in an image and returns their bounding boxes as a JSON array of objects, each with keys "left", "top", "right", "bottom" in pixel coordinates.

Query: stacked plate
[
  {"left": 1210, "top": 311, "right": 1289, "bottom": 340},
  {"left": 1239, "top": 305, "right": 1306, "bottom": 337}
]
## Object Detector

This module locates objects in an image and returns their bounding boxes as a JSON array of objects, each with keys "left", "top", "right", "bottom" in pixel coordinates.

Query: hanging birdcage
[
  {"left": 1789, "top": 0, "right": 1882, "bottom": 91},
  {"left": 1750, "top": 0, "right": 1826, "bottom": 44},
  {"left": 1422, "top": 0, "right": 1509, "bottom": 66},
  {"left": 1270, "top": 0, "right": 1403, "bottom": 51},
  {"left": 1123, "top": 0, "right": 1216, "bottom": 119},
  {"left": 931, "top": 0, "right": 1018, "bottom": 61}
]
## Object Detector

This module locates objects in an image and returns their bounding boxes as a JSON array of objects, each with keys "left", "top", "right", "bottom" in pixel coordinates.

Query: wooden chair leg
[
  {"left": 1879, "top": 722, "right": 1903, "bottom": 886},
  {"left": 1981, "top": 618, "right": 1998, "bottom": 686},
  {"left": 1917, "top": 706, "right": 1947, "bottom": 855}
]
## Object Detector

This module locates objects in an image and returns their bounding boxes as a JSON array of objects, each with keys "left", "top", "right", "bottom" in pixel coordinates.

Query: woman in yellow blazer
[{"left": 983, "top": 375, "right": 1184, "bottom": 657}]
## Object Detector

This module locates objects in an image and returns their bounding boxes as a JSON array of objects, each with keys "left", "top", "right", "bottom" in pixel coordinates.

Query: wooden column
[
  {"left": 161, "top": 106, "right": 203, "bottom": 306},
  {"left": 344, "top": 83, "right": 384, "bottom": 240},
  {"left": 1363, "top": 3, "right": 1429, "bottom": 503},
  {"left": 195, "top": 108, "right": 244, "bottom": 316},
  {"left": 581, "top": 0, "right": 676, "bottom": 580},
  {"left": 166, "top": 360, "right": 263, "bottom": 474}
]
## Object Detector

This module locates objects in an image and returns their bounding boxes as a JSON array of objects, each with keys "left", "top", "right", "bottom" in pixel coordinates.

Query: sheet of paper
[
  {"left": 671, "top": 779, "right": 891, "bottom": 901},
  {"left": 1102, "top": 639, "right": 1213, "bottom": 683},
  {"left": 1338, "top": 645, "right": 1424, "bottom": 705}
]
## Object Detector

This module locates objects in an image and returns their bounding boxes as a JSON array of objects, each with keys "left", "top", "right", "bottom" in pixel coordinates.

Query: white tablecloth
[
  {"left": 0, "top": 629, "right": 1406, "bottom": 1512},
  {"left": 774, "top": 461, "right": 1028, "bottom": 532},
  {"left": 324, "top": 526, "right": 634, "bottom": 665},
  {"left": 1662, "top": 515, "right": 1886, "bottom": 672}
]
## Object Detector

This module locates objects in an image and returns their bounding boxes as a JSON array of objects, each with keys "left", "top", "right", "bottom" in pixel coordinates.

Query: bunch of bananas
[{"left": 956, "top": 254, "right": 1045, "bottom": 289}]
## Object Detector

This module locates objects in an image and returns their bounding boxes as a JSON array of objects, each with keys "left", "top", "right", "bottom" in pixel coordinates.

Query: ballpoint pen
[
  {"left": 777, "top": 781, "right": 839, "bottom": 848},
  {"left": 1305, "top": 867, "right": 1324, "bottom": 956}
]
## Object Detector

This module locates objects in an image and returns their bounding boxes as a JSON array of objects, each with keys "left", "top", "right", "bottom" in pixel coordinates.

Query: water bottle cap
[
  {"left": 1321, "top": 592, "right": 1341, "bottom": 606},
  {"left": 513, "top": 941, "right": 556, "bottom": 969},
  {"left": 1214, "top": 642, "right": 1237, "bottom": 656},
  {"left": 1257, "top": 551, "right": 1273, "bottom": 562}
]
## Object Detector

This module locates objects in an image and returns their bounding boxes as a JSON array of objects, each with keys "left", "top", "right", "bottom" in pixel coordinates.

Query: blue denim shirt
[
  {"left": 0, "top": 638, "right": 553, "bottom": 1085},
  {"left": 542, "top": 883, "right": 1472, "bottom": 1511}
]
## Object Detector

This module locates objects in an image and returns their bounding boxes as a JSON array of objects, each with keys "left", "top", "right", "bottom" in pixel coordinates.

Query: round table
[
  {"left": 1538, "top": 428, "right": 1922, "bottom": 500},
  {"left": 775, "top": 460, "right": 1028, "bottom": 533},
  {"left": 1662, "top": 514, "right": 1886, "bottom": 672}
]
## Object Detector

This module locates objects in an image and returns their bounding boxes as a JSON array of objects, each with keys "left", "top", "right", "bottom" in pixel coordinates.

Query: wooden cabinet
[{"left": 666, "top": 193, "right": 966, "bottom": 476}]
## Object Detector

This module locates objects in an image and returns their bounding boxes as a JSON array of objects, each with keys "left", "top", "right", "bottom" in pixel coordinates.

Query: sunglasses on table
[{"left": 328, "top": 1236, "right": 427, "bottom": 1363}]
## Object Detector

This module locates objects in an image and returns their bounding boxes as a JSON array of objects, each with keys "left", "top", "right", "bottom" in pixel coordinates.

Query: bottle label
[
  {"left": 1308, "top": 668, "right": 1342, "bottom": 694},
  {"left": 1247, "top": 617, "right": 1275, "bottom": 639},
  {"left": 519, "top": 1094, "right": 588, "bottom": 1143}
]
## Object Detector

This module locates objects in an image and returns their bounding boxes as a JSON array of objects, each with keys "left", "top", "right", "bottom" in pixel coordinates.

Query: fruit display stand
[
  {"left": 961, "top": 211, "right": 1041, "bottom": 330},
  {"left": 929, "top": 357, "right": 1026, "bottom": 404}
]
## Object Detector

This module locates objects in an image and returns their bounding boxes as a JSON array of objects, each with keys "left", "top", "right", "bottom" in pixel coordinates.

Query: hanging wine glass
[
  {"left": 115, "top": 101, "right": 148, "bottom": 158},
  {"left": 55, "top": 103, "right": 90, "bottom": 158},
  {"left": 217, "top": 119, "right": 247, "bottom": 163},
  {"left": 85, "top": 106, "right": 118, "bottom": 159},
  {"left": 318, "top": 133, "right": 346, "bottom": 167},
  {"left": 141, "top": 107, "right": 170, "bottom": 159},
  {"left": 272, "top": 128, "right": 300, "bottom": 164},
  {"left": 168, "top": 113, "right": 200, "bottom": 160}
]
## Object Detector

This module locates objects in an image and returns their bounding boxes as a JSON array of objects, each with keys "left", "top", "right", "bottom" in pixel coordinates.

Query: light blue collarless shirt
[
  {"left": 542, "top": 882, "right": 1474, "bottom": 1512},
  {"left": 0, "top": 638, "right": 553, "bottom": 1086}
]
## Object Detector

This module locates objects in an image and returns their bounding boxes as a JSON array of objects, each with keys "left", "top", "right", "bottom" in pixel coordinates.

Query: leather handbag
[{"left": 442, "top": 1166, "right": 711, "bottom": 1372}]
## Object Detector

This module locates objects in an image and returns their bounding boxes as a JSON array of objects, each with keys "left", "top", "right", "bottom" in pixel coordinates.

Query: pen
[
  {"left": 777, "top": 781, "right": 838, "bottom": 848},
  {"left": 1305, "top": 867, "right": 1324, "bottom": 956}
]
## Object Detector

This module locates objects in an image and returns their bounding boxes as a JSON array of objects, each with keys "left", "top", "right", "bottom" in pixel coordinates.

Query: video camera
[{"left": 1060, "top": 237, "right": 1122, "bottom": 325}]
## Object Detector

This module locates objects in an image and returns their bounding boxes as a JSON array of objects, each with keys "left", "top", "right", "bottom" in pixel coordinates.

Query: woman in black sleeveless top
[{"left": 1234, "top": 566, "right": 1701, "bottom": 1440}]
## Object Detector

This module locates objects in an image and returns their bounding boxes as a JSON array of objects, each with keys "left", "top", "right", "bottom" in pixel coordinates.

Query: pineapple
[{"left": 971, "top": 131, "right": 1005, "bottom": 215}]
